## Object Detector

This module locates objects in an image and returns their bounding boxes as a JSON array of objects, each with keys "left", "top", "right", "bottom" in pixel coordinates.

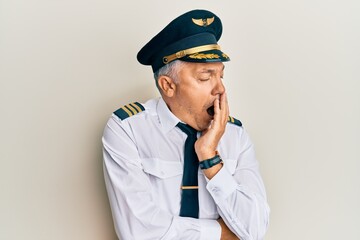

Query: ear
[{"left": 158, "top": 76, "right": 177, "bottom": 97}]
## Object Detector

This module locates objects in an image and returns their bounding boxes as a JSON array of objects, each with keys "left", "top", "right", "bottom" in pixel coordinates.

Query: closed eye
[{"left": 198, "top": 73, "right": 211, "bottom": 81}]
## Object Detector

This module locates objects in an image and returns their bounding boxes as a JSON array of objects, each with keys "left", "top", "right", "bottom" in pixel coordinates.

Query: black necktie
[{"left": 176, "top": 122, "right": 199, "bottom": 218}]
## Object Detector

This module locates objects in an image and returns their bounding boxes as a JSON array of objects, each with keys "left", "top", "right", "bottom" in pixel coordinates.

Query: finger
[
  {"left": 220, "top": 92, "right": 226, "bottom": 111},
  {"left": 219, "top": 92, "right": 229, "bottom": 123},
  {"left": 212, "top": 97, "right": 221, "bottom": 125},
  {"left": 224, "top": 92, "right": 230, "bottom": 122}
]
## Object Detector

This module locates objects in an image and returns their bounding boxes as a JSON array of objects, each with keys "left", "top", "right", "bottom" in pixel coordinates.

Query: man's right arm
[{"left": 102, "top": 116, "right": 222, "bottom": 240}]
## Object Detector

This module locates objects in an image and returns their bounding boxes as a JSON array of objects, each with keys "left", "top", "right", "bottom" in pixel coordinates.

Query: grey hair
[{"left": 153, "top": 60, "right": 184, "bottom": 89}]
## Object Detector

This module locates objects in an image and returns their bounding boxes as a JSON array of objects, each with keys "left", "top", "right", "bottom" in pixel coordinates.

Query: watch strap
[{"left": 199, "top": 154, "right": 222, "bottom": 169}]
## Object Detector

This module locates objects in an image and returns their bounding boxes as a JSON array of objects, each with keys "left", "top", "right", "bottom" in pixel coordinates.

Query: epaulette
[
  {"left": 227, "top": 116, "right": 242, "bottom": 127},
  {"left": 113, "top": 102, "right": 145, "bottom": 120}
]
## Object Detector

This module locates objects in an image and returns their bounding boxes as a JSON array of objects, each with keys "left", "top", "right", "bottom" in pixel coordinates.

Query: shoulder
[
  {"left": 113, "top": 102, "right": 146, "bottom": 120},
  {"left": 227, "top": 116, "right": 242, "bottom": 127}
]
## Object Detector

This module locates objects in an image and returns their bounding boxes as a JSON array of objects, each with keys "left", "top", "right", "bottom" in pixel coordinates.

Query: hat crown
[{"left": 137, "top": 9, "right": 229, "bottom": 73}]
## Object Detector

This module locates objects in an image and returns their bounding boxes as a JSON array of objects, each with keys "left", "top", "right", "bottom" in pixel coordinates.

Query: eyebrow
[{"left": 199, "top": 65, "right": 225, "bottom": 73}]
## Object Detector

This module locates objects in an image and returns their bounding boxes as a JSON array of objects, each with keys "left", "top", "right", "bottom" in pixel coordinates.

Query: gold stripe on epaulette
[
  {"left": 130, "top": 103, "right": 142, "bottom": 113},
  {"left": 114, "top": 102, "right": 145, "bottom": 120},
  {"left": 126, "top": 104, "right": 137, "bottom": 115},
  {"left": 228, "top": 116, "right": 234, "bottom": 123},
  {"left": 121, "top": 106, "right": 133, "bottom": 116}
]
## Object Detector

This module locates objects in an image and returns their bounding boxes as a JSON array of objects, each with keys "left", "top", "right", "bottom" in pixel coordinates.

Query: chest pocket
[{"left": 142, "top": 158, "right": 183, "bottom": 179}]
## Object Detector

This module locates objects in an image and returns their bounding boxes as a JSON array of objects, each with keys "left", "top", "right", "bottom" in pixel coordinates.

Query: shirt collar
[{"left": 157, "top": 97, "right": 181, "bottom": 133}]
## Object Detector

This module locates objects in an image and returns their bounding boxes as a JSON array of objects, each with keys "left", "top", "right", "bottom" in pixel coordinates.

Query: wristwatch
[{"left": 199, "top": 154, "right": 223, "bottom": 169}]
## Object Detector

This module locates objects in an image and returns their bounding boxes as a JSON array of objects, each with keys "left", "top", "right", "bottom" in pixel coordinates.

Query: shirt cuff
[
  {"left": 206, "top": 165, "right": 238, "bottom": 202},
  {"left": 199, "top": 219, "right": 221, "bottom": 240}
]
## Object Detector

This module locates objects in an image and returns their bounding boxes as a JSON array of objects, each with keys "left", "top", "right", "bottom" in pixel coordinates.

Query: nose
[{"left": 212, "top": 76, "right": 225, "bottom": 96}]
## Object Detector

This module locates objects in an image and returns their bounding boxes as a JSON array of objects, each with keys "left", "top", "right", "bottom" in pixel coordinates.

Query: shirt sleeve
[
  {"left": 102, "top": 116, "right": 221, "bottom": 240},
  {"left": 206, "top": 128, "right": 270, "bottom": 240}
]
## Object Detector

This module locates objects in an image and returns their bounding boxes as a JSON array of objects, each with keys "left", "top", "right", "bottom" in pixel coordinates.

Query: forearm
[{"left": 206, "top": 166, "right": 270, "bottom": 240}]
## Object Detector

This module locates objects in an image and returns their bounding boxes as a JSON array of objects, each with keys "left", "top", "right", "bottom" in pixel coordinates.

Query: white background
[{"left": 1, "top": 0, "right": 359, "bottom": 239}]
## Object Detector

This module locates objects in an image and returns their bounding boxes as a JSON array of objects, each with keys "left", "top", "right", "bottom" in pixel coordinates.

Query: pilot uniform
[{"left": 103, "top": 9, "right": 270, "bottom": 240}]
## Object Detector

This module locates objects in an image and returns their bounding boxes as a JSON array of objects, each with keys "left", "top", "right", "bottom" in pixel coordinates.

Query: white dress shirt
[{"left": 103, "top": 97, "right": 270, "bottom": 240}]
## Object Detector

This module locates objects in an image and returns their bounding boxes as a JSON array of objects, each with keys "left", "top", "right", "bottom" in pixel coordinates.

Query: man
[{"left": 103, "top": 9, "right": 269, "bottom": 240}]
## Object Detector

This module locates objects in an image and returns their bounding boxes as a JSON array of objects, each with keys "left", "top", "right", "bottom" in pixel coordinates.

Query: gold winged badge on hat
[{"left": 192, "top": 17, "right": 215, "bottom": 27}]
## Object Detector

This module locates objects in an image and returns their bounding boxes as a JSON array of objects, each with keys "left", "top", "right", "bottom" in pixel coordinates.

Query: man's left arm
[
  {"left": 195, "top": 93, "right": 270, "bottom": 240},
  {"left": 206, "top": 129, "right": 270, "bottom": 240}
]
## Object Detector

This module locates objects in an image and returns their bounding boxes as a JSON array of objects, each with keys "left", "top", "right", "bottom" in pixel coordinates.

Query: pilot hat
[{"left": 137, "top": 9, "right": 230, "bottom": 73}]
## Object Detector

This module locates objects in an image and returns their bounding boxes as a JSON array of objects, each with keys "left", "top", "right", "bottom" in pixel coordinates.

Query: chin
[
  {"left": 192, "top": 112, "right": 212, "bottom": 131},
  {"left": 198, "top": 118, "right": 212, "bottom": 131}
]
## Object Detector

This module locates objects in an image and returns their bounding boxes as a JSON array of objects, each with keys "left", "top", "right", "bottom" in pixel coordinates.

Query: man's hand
[
  {"left": 217, "top": 218, "right": 240, "bottom": 240},
  {"left": 195, "top": 92, "right": 229, "bottom": 179},
  {"left": 195, "top": 92, "right": 229, "bottom": 159}
]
